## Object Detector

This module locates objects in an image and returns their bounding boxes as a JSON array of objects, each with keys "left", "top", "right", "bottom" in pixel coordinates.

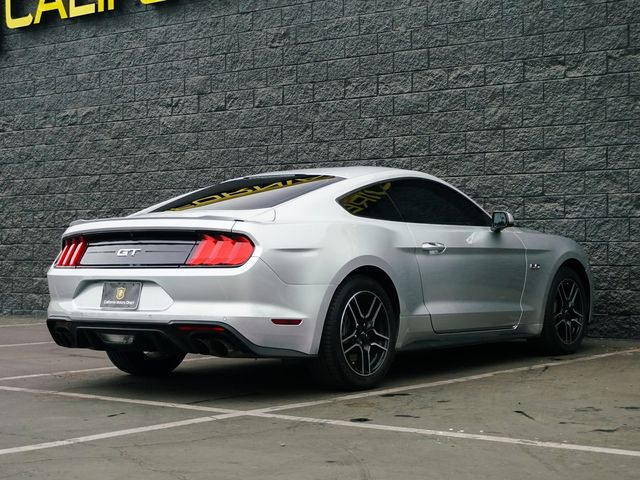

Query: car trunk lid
[{"left": 58, "top": 209, "right": 271, "bottom": 268}]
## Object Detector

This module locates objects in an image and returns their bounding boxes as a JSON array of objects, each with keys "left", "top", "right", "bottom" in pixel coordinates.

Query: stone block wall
[{"left": 0, "top": 0, "right": 638, "bottom": 337}]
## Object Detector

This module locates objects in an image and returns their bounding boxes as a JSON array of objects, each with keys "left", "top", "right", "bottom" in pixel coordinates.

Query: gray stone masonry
[{"left": 0, "top": 0, "right": 639, "bottom": 337}]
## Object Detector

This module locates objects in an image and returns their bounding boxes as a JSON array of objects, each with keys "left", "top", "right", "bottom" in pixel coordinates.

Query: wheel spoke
[
  {"left": 346, "top": 302, "right": 360, "bottom": 326},
  {"left": 567, "top": 282, "right": 579, "bottom": 307},
  {"left": 342, "top": 330, "right": 356, "bottom": 345},
  {"left": 370, "top": 342, "right": 388, "bottom": 353},
  {"left": 362, "top": 345, "right": 372, "bottom": 375},
  {"left": 343, "top": 341, "right": 359, "bottom": 355},
  {"left": 558, "top": 282, "right": 570, "bottom": 307},
  {"left": 371, "top": 328, "right": 389, "bottom": 343},
  {"left": 368, "top": 298, "right": 383, "bottom": 326},
  {"left": 352, "top": 295, "right": 366, "bottom": 320}
]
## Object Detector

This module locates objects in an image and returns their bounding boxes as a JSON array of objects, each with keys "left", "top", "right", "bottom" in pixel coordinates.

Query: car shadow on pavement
[{"left": 72, "top": 340, "right": 607, "bottom": 403}]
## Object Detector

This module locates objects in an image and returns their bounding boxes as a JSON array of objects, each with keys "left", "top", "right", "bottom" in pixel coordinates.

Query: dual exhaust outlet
[{"left": 190, "top": 336, "right": 237, "bottom": 357}]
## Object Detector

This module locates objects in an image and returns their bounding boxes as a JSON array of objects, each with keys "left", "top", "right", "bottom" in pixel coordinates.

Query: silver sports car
[{"left": 47, "top": 167, "right": 592, "bottom": 389}]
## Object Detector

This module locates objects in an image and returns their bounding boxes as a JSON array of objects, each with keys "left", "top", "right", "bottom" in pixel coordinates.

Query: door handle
[{"left": 421, "top": 242, "right": 446, "bottom": 254}]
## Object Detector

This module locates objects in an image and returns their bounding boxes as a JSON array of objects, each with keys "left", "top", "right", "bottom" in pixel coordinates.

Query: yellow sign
[{"left": 4, "top": 0, "right": 167, "bottom": 29}]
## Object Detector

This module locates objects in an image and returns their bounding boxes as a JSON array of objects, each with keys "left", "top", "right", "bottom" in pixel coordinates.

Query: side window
[
  {"left": 338, "top": 182, "right": 402, "bottom": 222},
  {"left": 388, "top": 179, "right": 491, "bottom": 227}
]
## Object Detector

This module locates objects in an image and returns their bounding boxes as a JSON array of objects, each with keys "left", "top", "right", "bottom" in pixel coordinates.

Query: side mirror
[{"left": 491, "top": 211, "right": 515, "bottom": 232}]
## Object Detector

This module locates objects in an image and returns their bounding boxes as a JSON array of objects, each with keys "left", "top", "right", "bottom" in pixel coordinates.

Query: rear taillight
[
  {"left": 186, "top": 234, "right": 254, "bottom": 266},
  {"left": 55, "top": 237, "right": 87, "bottom": 267}
]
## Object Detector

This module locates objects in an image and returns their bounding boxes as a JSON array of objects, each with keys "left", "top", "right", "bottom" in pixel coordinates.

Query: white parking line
[
  {"left": 0, "top": 385, "right": 238, "bottom": 415},
  {"left": 0, "top": 356, "right": 217, "bottom": 381},
  {"left": 0, "top": 412, "right": 244, "bottom": 456},
  {"left": 0, "top": 342, "right": 54, "bottom": 349},
  {"left": 252, "top": 412, "right": 640, "bottom": 458},
  {"left": 0, "top": 366, "right": 117, "bottom": 382},
  {"left": 1, "top": 393, "right": 639, "bottom": 458},
  {"left": 260, "top": 347, "right": 640, "bottom": 413},
  {"left": 0, "top": 323, "right": 46, "bottom": 328},
  {"left": 0, "top": 347, "right": 638, "bottom": 458}
]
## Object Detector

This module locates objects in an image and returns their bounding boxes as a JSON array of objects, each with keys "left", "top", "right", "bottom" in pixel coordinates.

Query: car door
[{"left": 386, "top": 179, "right": 527, "bottom": 333}]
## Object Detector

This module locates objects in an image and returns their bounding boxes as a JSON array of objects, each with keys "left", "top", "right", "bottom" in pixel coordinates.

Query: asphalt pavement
[{"left": 0, "top": 315, "right": 638, "bottom": 479}]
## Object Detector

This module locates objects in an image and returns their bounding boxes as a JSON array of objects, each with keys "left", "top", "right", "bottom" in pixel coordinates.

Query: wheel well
[
  {"left": 560, "top": 258, "right": 591, "bottom": 305},
  {"left": 344, "top": 266, "right": 401, "bottom": 318}
]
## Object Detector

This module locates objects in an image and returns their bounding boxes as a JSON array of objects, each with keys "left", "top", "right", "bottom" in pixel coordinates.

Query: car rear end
[{"left": 47, "top": 211, "right": 332, "bottom": 360}]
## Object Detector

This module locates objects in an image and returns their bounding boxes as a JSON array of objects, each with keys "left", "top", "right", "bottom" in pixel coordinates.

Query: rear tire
[
  {"left": 533, "top": 266, "right": 589, "bottom": 355},
  {"left": 314, "top": 275, "right": 397, "bottom": 390},
  {"left": 106, "top": 350, "right": 186, "bottom": 376}
]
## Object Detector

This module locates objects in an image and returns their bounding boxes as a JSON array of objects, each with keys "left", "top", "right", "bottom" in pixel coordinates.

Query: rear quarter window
[{"left": 338, "top": 182, "right": 403, "bottom": 222}]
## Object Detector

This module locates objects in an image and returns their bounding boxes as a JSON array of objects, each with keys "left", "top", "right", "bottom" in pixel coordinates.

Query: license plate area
[{"left": 100, "top": 282, "right": 142, "bottom": 310}]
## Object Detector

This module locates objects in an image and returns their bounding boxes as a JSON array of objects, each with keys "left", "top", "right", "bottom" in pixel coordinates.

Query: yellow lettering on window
[
  {"left": 340, "top": 183, "right": 391, "bottom": 214},
  {"left": 4, "top": 0, "right": 34, "bottom": 29},
  {"left": 140, "top": 0, "right": 167, "bottom": 4},
  {"left": 34, "top": 0, "right": 68, "bottom": 24},
  {"left": 169, "top": 176, "right": 332, "bottom": 211},
  {"left": 69, "top": 0, "right": 96, "bottom": 18}
]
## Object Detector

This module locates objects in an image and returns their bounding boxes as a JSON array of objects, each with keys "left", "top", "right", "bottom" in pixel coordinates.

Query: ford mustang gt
[{"left": 47, "top": 167, "right": 592, "bottom": 389}]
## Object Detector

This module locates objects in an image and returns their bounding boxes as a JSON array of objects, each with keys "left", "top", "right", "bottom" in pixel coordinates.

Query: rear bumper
[
  {"left": 47, "top": 319, "right": 311, "bottom": 358},
  {"left": 47, "top": 258, "right": 333, "bottom": 355}
]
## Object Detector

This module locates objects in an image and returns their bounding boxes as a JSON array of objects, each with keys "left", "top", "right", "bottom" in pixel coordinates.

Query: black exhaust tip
[{"left": 188, "top": 334, "right": 236, "bottom": 357}]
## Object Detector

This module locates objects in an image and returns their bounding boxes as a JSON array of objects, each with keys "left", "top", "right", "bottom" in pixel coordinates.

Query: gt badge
[{"left": 117, "top": 248, "right": 141, "bottom": 257}]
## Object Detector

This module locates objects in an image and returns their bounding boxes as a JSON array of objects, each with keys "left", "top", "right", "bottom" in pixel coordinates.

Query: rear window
[{"left": 157, "top": 175, "right": 343, "bottom": 212}]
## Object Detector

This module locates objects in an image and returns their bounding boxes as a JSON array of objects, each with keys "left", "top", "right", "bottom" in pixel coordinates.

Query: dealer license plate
[{"left": 100, "top": 282, "right": 142, "bottom": 310}]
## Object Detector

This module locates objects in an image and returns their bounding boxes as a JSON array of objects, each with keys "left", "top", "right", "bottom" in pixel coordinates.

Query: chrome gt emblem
[{"left": 116, "top": 248, "right": 142, "bottom": 257}]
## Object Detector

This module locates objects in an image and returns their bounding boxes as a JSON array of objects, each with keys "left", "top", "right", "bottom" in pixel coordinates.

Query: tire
[
  {"left": 534, "top": 266, "right": 589, "bottom": 355},
  {"left": 106, "top": 350, "right": 186, "bottom": 376},
  {"left": 314, "top": 275, "right": 397, "bottom": 390}
]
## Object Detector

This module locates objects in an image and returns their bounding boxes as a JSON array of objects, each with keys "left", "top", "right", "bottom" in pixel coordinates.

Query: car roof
[
  {"left": 245, "top": 166, "right": 438, "bottom": 182},
  {"left": 134, "top": 166, "right": 489, "bottom": 219},
  {"left": 260, "top": 166, "right": 492, "bottom": 219}
]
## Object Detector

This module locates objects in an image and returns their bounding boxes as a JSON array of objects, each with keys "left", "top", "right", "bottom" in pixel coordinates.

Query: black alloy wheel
[
  {"left": 340, "top": 290, "right": 392, "bottom": 376},
  {"left": 534, "top": 266, "right": 588, "bottom": 355},
  {"left": 314, "top": 275, "right": 397, "bottom": 390},
  {"left": 553, "top": 278, "right": 585, "bottom": 345}
]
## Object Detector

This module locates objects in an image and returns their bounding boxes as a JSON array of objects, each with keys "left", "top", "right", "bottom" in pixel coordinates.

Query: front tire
[
  {"left": 535, "top": 267, "right": 589, "bottom": 355},
  {"left": 106, "top": 350, "right": 186, "bottom": 376},
  {"left": 314, "top": 275, "right": 397, "bottom": 390}
]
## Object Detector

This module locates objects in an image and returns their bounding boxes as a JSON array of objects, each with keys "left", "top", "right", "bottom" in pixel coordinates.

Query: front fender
[{"left": 518, "top": 233, "right": 593, "bottom": 334}]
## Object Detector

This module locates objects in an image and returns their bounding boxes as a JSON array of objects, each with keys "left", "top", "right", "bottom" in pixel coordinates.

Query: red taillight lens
[
  {"left": 271, "top": 319, "right": 303, "bottom": 326},
  {"left": 55, "top": 237, "right": 87, "bottom": 267},
  {"left": 177, "top": 325, "right": 226, "bottom": 332},
  {"left": 186, "top": 234, "right": 254, "bottom": 266}
]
